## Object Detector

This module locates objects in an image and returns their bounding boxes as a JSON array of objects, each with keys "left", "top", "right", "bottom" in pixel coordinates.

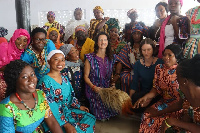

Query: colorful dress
[
  {"left": 139, "top": 64, "right": 182, "bottom": 133},
  {"left": 85, "top": 53, "right": 118, "bottom": 120},
  {"left": 111, "top": 40, "right": 126, "bottom": 55},
  {"left": 0, "top": 90, "right": 52, "bottom": 133},
  {"left": 43, "top": 21, "right": 64, "bottom": 36},
  {"left": 184, "top": 6, "right": 200, "bottom": 59},
  {"left": 21, "top": 39, "right": 56, "bottom": 81},
  {"left": 116, "top": 44, "right": 140, "bottom": 94},
  {"left": 38, "top": 74, "right": 96, "bottom": 132}
]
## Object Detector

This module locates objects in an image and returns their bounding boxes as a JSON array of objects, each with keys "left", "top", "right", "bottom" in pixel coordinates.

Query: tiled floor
[{"left": 95, "top": 115, "right": 141, "bottom": 133}]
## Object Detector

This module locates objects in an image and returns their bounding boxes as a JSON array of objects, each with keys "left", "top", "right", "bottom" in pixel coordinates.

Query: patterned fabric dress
[
  {"left": 0, "top": 72, "right": 6, "bottom": 102},
  {"left": 21, "top": 39, "right": 56, "bottom": 81},
  {"left": 139, "top": 64, "right": 182, "bottom": 133},
  {"left": 38, "top": 74, "right": 96, "bottom": 133},
  {"left": 85, "top": 53, "right": 118, "bottom": 120},
  {"left": 116, "top": 44, "right": 140, "bottom": 94},
  {"left": 111, "top": 40, "right": 126, "bottom": 55},
  {"left": 184, "top": 6, "right": 200, "bottom": 59},
  {"left": 0, "top": 90, "right": 52, "bottom": 133}
]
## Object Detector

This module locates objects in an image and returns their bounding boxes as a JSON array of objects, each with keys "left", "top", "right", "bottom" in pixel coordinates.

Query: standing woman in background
[{"left": 158, "top": 0, "right": 190, "bottom": 58}]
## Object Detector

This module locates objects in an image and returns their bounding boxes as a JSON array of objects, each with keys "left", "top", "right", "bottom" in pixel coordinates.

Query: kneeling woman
[
  {"left": 38, "top": 50, "right": 96, "bottom": 133},
  {"left": 0, "top": 60, "right": 62, "bottom": 133}
]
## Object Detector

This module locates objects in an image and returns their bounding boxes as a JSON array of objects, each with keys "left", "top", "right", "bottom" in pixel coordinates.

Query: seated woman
[
  {"left": 59, "top": 44, "right": 88, "bottom": 107},
  {"left": 130, "top": 38, "right": 163, "bottom": 105},
  {"left": 47, "top": 27, "right": 64, "bottom": 49},
  {"left": 114, "top": 25, "right": 145, "bottom": 94},
  {"left": 133, "top": 44, "right": 184, "bottom": 133},
  {"left": 158, "top": 0, "right": 190, "bottom": 58},
  {"left": 0, "top": 60, "right": 63, "bottom": 133},
  {"left": 88, "top": 6, "right": 109, "bottom": 40},
  {"left": 0, "top": 27, "right": 8, "bottom": 44},
  {"left": 64, "top": 8, "right": 89, "bottom": 44},
  {"left": 21, "top": 27, "right": 56, "bottom": 81},
  {"left": 123, "top": 9, "right": 148, "bottom": 43},
  {"left": 161, "top": 54, "right": 200, "bottom": 132},
  {"left": 0, "top": 28, "right": 30, "bottom": 101},
  {"left": 106, "top": 18, "right": 126, "bottom": 54},
  {"left": 38, "top": 50, "right": 96, "bottom": 132},
  {"left": 84, "top": 32, "right": 118, "bottom": 120}
]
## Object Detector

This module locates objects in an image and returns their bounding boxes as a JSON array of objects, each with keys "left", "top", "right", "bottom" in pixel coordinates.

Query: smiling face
[
  {"left": 47, "top": 15, "right": 55, "bottom": 23},
  {"left": 16, "top": 66, "right": 37, "bottom": 94},
  {"left": 168, "top": 0, "right": 181, "bottom": 15},
  {"left": 109, "top": 28, "right": 119, "bottom": 40},
  {"left": 48, "top": 53, "right": 65, "bottom": 72},
  {"left": 163, "top": 49, "right": 177, "bottom": 68},
  {"left": 49, "top": 30, "right": 58, "bottom": 42},
  {"left": 74, "top": 9, "right": 82, "bottom": 20},
  {"left": 15, "top": 36, "right": 28, "bottom": 50},
  {"left": 93, "top": 9, "right": 103, "bottom": 20},
  {"left": 156, "top": 5, "right": 167, "bottom": 19},
  {"left": 67, "top": 47, "right": 79, "bottom": 62},
  {"left": 98, "top": 35, "right": 108, "bottom": 49},
  {"left": 141, "top": 44, "right": 153, "bottom": 59},
  {"left": 32, "top": 32, "right": 46, "bottom": 52}
]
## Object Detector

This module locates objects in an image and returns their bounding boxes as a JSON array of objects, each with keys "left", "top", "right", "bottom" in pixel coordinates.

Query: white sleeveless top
[{"left": 165, "top": 24, "right": 174, "bottom": 48}]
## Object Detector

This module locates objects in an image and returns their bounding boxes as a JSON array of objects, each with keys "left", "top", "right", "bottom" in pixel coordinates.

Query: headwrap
[
  {"left": 164, "top": 44, "right": 183, "bottom": 63},
  {"left": 127, "top": 9, "right": 137, "bottom": 17},
  {"left": 131, "top": 23, "right": 147, "bottom": 34},
  {"left": 93, "top": 6, "right": 104, "bottom": 14},
  {"left": 47, "top": 11, "right": 56, "bottom": 18},
  {"left": 0, "top": 29, "right": 30, "bottom": 68},
  {"left": 48, "top": 27, "right": 59, "bottom": 34},
  {"left": 106, "top": 18, "right": 120, "bottom": 31},
  {"left": 47, "top": 50, "right": 65, "bottom": 68},
  {"left": 75, "top": 25, "right": 87, "bottom": 33},
  {"left": 75, "top": 7, "right": 82, "bottom": 12},
  {"left": 59, "top": 44, "right": 74, "bottom": 56},
  {"left": 0, "top": 27, "right": 8, "bottom": 37},
  {"left": 168, "top": 0, "right": 183, "bottom": 6}
]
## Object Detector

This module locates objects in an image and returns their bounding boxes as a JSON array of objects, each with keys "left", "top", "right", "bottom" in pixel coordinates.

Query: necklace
[
  {"left": 191, "top": 6, "right": 200, "bottom": 25},
  {"left": 143, "top": 57, "right": 154, "bottom": 68},
  {"left": 15, "top": 92, "right": 37, "bottom": 117}
]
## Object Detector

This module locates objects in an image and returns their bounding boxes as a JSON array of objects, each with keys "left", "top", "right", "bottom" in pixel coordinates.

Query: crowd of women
[{"left": 0, "top": 0, "right": 200, "bottom": 132}]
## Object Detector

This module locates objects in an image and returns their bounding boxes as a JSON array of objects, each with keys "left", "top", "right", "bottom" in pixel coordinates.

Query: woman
[
  {"left": 47, "top": 27, "right": 64, "bottom": 49},
  {"left": 38, "top": 50, "right": 96, "bottom": 133},
  {"left": 114, "top": 25, "right": 145, "bottom": 94},
  {"left": 161, "top": 54, "right": 200, "bottom": 133},
  {"left": 0, "top": 27, "right": 8, "bottom": 44},
  {"left": 184, "top": 0, "right": 200, "bottom": 59},
  {"left": 21, "top": 27, "right": 56, "bottom": 81},
  {"left": 106, "top": 18, "right": 126, "bottom": 54},
  {"left": 123, "top": 9, "right": 148, "bottom": 43},
  {"left": 149, "top": 2, "right": 168, "bottom": 42},
  {"left": 64, "top": 8, "right": 89, "bottom": 44},
  {"left": 130, "top": 38, "right": 163, "bottom": 105},
  {"left": 88, "top": 6, "right": 109, "bottom": 40},
  {"left": 60, "top": 44, "right": 88, "bottom": 107},
  {"left": 133, "top": 44, "right": 184, "bottom": 133},
  {"left": 0, "top": 28, "right": 30, "bottom": 101},
  {"left": 158, "top": 0, "right": 190, "bottom": 58},
  {"left": 0, "top": 60, "right": 63, "bottom": 133},
  {"left": 84, "top": 32, "right": 118, "bottom": 120}
]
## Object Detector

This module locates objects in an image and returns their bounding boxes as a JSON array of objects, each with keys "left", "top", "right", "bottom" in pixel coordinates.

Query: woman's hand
[
  {"left": 80, "top": 106, "right": 89, "bottom": 113},
  {"left": 170, "top": 15, "right": 180, "bottom": 25},
  {"left": 93, "top": 86, "right": 102, "bottom": 93},
  {"left": 64, "top": 123, "right": 77, "bottom": 133},
  {"left": 145, "top": 107, "right": 159, "bottom": 118},
  {"left": 104, "top": 17, "right": 110, "bottom": 21},
  {"left": 133, "top": 95, "right": 152, "bottom": 109}
]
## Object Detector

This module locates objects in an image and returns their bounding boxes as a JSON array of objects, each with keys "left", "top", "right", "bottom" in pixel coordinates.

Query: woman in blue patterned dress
[
  {"left": 84, "top": 32, "right": 118, "bottom": 120},
  {"left": 38, "top": 50, "right": 96, "bottom": 133}
]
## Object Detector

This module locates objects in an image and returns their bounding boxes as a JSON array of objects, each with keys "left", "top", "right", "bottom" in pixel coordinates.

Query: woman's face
[
  {"left": 74, "top": 9, "right": 82, "bottom": 20},
  {"left": 67, "top": 47, "right": 79, "bottom": 62},
  {"left": 168, "top": 0, "right": 181, "bottom": 15},
  {"left": 163, "top": 49, "right": 177, "bottom": 68},
  {"left": 156, "top": 5, "right": 167, "bottom": 19},
  {"left": 47, "top": 15, "right": 55, "bottom": 23},
  {"left": 109, "top": 28, "right": 119, "bottom": 40},
  {"left": 98, "top": 35, "right": 108, "bottom": 49},
  {"left": 49, "top": 53, "right": 65, "bottom": 72},
  {"left": 49, "top": 30, "right": 58, "bottom": 42},
  {"left": 94, "top": 9, "right": 103, "bottom": 20},
  {"left": 141, "top": 44, "right": 153, "bottom": 59},
  {"left": 32, "top": 32, "right": 46, "bottom": 52},
  {"left": 15, "top": 36, "right": 28, "bottom": 50},
  {"left": 132, "top": 31, "right": 142, "bottom": 43},
  {"left": 129, "top": 12, "right": 138, "bottom": 21},
  {"left": 17, "top": 66, "right": 37, "bottom": 93},
  {"left": 75, "top": 30, "right": 86, "bottom": 41}
]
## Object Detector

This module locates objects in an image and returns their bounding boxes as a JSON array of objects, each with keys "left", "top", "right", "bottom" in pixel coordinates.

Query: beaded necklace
[
  {"left": 143, "top": 57, "right": 154, "bottom": 68},
  {"left": 191, "top": 6, "right": 200, "bottom": 25},
  {"left": 15, "top": 92, "right": 37, "bottom": 117}
]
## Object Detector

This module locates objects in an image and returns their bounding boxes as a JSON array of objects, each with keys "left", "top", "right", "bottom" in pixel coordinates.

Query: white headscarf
[{"left": 47, "top": 50, "right": 65, "bottom": 68}]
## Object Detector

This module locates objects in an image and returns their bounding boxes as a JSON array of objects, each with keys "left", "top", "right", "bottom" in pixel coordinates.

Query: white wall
[{"left": 0, "top": 0, "right": 199, "bottom": 40}]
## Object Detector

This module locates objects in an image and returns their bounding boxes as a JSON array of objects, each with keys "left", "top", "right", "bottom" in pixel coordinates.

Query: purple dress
[{"left": 85, "top": 53, "right": 118, "bottom": 120}]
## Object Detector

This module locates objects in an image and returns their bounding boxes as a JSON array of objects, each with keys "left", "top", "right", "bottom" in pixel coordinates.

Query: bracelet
[
  {"left": 92, "top": 85, "right": 96, "bottom": 90},
  {"left": 165, "top": 119, "right": 171, "bottom": 128}
]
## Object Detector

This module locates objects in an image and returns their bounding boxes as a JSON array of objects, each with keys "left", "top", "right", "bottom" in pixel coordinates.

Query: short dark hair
[
  {"left": 140, "top": 38, "right": 157, "bottom": 57},
  {"left": 155, "top": 2, "right": 168, "bottom": 13},
  {"left": 4, "top": 60, "right": 30, "bottom": 97},
  {"left": 177, "top": 54, "right": 200, "bottom": 86},
  {"left": 94, "top": 32, "right": 113, "bottom": 61},
  {"left": 31, "top": 27, "right": 47, "bottom": 38}
]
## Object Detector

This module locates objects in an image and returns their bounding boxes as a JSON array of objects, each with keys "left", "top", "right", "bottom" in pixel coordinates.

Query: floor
[{"left": 95, "top": 115, "right": 141, "bottom": 133}]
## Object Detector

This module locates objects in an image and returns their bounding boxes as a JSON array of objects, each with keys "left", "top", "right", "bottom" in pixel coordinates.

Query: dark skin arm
[
  {"left": 113, "top": 62, "right": 122, "bottom": 83},
  {"left": 0, "top": 66, "right": 5, "bottom": 71},
  {"left": 95, "top": 17, "right": 110, "bottom": 31},
  {"left": 44, "top": 115, "right": 63, "bottom": 133}
]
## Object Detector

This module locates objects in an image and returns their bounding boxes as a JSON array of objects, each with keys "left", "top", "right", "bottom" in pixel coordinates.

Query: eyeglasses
[{"left": 34, "top": 38, "right": 47, "bottom": 43}]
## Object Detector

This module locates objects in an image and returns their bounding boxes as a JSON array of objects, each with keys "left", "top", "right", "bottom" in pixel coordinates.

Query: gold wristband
[{"left": 165, "top": 119, "right": 171, "bottom": 128}]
